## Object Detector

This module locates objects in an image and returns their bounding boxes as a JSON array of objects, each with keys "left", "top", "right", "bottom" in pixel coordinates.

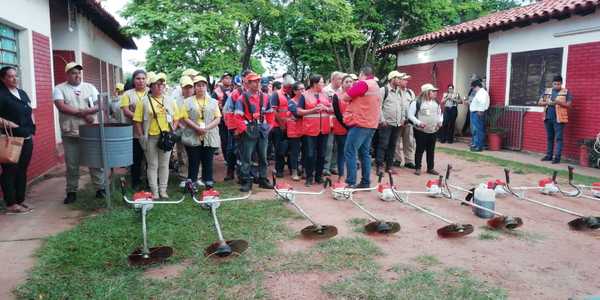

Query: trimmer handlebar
[
  {"left": 193, "top": 192, "right": 251, "bottom": 204},
  {"left": 123, "top": 195, "right": 185, "bottom": 205}
]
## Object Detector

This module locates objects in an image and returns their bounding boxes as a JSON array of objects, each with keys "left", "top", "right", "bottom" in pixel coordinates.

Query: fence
[{"left": 486, "top": 106, "right": 526, "bottom": 151}]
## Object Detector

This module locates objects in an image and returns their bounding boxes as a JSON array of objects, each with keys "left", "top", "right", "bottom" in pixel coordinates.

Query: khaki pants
[
  {"left": 62, "top": 136, "right": 105, "bottom": 193},
  {"left": 176, "top": 142, "right": 188, "bottom": 179},
  {"left": 394, "top": 125, "right": 415, "bottom": 165},
  {"left": 141, "top": 136, "right": 172, "bottom": 195}
]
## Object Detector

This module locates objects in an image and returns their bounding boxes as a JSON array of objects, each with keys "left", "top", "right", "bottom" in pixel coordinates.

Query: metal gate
[{"left": 486, "top": 106, "right": 526, "bottom": 151}]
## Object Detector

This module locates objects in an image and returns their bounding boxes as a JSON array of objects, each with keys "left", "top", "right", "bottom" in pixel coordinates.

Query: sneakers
[
  {"left": 541, "top": 156, "right": 552, "bottom": 161},
  {"left": 95, "top": 189, "right": 106, "bottom": 199},
  {"left": 196, "top": 180, "right": 206, "bottom": 188},
  {"left": 258, "top": 178, "right": 274, "bottom": 189},
  {"left": 6, "top": 204, "right": 32, "bottom": 214},
  {"left": 414, "top": 169, "right": 421, "bottom": 176},
  {"left": 291, "top": 170, "right": 301, "bottom": 181},
  {"left": 305, "top": 178, "right": 313, "bottom": 187},
  {"left": 404, "top": 162, "right": 416, "bottom": 169},
  {"left": 159, "top": 191, "right": 169, "bottom": 199},
  {"left": 552, "top": 158, "right": 561, "bottom": 164},
  {"left": 427, "top": 169, "right": 440, "bottom": 175},
  {"left": 179, "top": 180, "right": 187, "bottom": 188},
  {"left": 64, "top": 192, "right": 77, "bottom": 204},
  {"left": 356, "top": 182, "right": 370, "bottom": 189}
]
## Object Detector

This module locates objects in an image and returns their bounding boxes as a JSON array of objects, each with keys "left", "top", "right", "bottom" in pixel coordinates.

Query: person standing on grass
[
  {"left": 340, "top": 65, "right": 381, "bottom": 188},
  {"left": 0, "top": 66, "right": 35, "bottom": 214},
  {"left": 393, "top": 73, "right": 416, "bottom": 169},
  {"left": 181, "top": 76, "right": 221, "bottom": 189},
  {"left": 53, "top": 62, "right": 105, "bottom": 204},
  {"left": 467, "top": 80, "right": 489, "bottom": 152},
  {"left": 330, "top": 74, "right": 354, "bottom": 180},
  {"left": 376, "top": 71, "right": 406, "bottom": 176},
  {"left": 323, "top": 71, "right": 344, "bottom": 176},
  {"left": 295, "top": 74, "right": 332, "bottom": 187},
  {"left": 538, "top": 75, "right": 572, "bottom": 164},
  {"left": 133, "top": 72, "right": 180, "bottom": 199},
  {"left": 270, "top": 74, "right": 294, "bottom": 178},
  {"left": 120, "top": 70, "right": 149, "bottom": 190},
  {"left": 176, "top": 76, "right": 196, "bottom": 187},
  {"left": 286, "top": 81, "right": 306, "bottom": 181},
  {"left": 439, "top": 84, "right": 462, "bottom": 144},
  {"left": 409, "top": 84, "right": 443, "bottom": 176}
]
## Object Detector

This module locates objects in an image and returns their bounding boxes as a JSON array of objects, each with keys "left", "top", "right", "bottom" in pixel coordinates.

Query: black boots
[
  {"left": 64, "top": 192, "right": 77, "bottom": 204},
  {"left": 258, "top": 177, "right": 274, "bottom": 189},
  {"left": 240, "top": 180, "right": 252, "bottom": 192}
]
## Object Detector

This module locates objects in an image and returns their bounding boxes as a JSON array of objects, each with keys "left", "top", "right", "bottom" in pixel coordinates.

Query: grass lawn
[
  {"left": 438, "top": 147, "right": 599, "bottom": 185},
  {"left": 17, "top": 176, "right": 506, "bottom": 299}
]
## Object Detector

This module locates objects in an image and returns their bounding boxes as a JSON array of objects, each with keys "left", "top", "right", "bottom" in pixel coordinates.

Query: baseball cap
[
  {"left": 182, "top": 68, "right": 199, "bottom": 77},
  {"left": 387, "top": 71, "right": 403, "bottom": 81},
  {"left": 180, "top": 76, "right": 194, "bottom": 87},
  {"left": 245, "top": 72, "right": 261, "bottom": 82},
  {"left": 65, "top": 62, "right": 83, "bottom": 73},
  {"left": 193, "top": 75, "right": 208, "bottom": 84},
  {"left": 115, "top": 83, "right": 125, "bottom": 92},
  {"left": 420, "top": 83, "right": 439, "bottom": 93}
]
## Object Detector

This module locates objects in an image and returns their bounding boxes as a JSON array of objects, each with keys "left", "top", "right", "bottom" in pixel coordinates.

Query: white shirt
[
  {"left": 9, "top": 88, "right": 20, "bottom": 100},
  {"left": 470, "top": 88, "right": 490, "bottom": 112},
  {"left": 408, "top": 100, "right": 443, "bottom": 127},
  {"left": 53, "top": 82, "right": 99, "bottom": 102},
  {"left": 323, "top": 84, "right": 341, "bottom": 98}
]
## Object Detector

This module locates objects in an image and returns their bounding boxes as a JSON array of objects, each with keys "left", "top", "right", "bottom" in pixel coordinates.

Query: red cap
[{"left": 245, "top": 72, "right": 261, "bottom": 82}]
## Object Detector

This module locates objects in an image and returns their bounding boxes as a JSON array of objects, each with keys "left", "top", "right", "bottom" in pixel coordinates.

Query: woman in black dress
[{"left": 0, "top": 66, "right": 36, "bottom": 214}]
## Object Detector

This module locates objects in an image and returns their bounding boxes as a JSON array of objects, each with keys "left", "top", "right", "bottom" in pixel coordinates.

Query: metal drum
[{"left": 79, "top": 124, "right": 133, "bottom": 168}]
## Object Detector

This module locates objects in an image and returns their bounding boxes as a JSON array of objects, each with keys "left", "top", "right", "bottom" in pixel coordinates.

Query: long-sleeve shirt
[
  {"left": 408, "top": 100, "right": 443, "bottom": 127},
  {"left": 232, "top": 91, "right": 274, "bottom": 134},
  {"left": 470, "top": 88, "right": 490, "bottom": 112}
]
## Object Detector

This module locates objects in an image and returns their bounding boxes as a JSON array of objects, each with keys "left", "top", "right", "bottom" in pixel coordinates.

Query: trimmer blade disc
[
  {"left": 205, "top": 240, "right": 249, "bottom": 258},
  {"left": 300, "top": 225, "right": 338, "bottom": 239},
  {"left": 487, "top": 216, "right": 523, "bottom": 230},
  {"left": 568, "top": 217, "right": 600, "bottom": 231},
  {"left": 437, "top": 224, "right": 474, "bottom": 238},
  {"left": 128, "top": 246, "right": 173, "bottom": 266},
  {"left": 364, "top": 221, "right": 401, "bottom": 234}
]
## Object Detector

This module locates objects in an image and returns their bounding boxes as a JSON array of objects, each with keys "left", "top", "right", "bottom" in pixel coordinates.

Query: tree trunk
[
  {"left": 331, "top": 42, "right": 343, "bottom": 71},
  {"left": 345, "top": 39, "right": 356, "bottom": 74},
  {"left": 241, "top": 21, "right": 261, "bottom": 71}
]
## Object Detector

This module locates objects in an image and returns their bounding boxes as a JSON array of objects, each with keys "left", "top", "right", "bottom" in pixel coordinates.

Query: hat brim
[
  {"left": 246, "top": 76, "right": 261, "bottom": 81},
  {"left": 66, "top": 65, "right": 83, "bottom": 72}
]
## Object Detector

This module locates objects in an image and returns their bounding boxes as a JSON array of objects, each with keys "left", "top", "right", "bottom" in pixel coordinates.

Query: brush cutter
[
  {"left": 504, "top": 169, "right": 600, "bottom": 231},
  {"left": 561, "top": 167, "right": 600, "bottom": 201},
  {"left": 442, "top": 165, "right": 523, "bottom": 230},
  {"left": 120, "top": 178, "right": 186, "bottom": 266},
  {"left": 329, "top": 174, "right": 400, "bottom": 234},
  {"left": 188, "top": 183, "right": 252, "bottom": 258},
  {"left": 273, "top": 175, "right": 338, "bottom": 239},
  {"left": 387, "top": 173, "right": 473, "bottom": 238},
  {"left": 553, "top": 166, "right": 583, "bottom": 198}
]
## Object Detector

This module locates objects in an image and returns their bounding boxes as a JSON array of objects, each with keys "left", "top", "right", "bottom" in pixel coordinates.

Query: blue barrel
[{"left": 78, "top": 124, "right": 133, "bottom": 168}]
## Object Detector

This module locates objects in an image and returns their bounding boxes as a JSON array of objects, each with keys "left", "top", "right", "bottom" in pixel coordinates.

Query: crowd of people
[{"left": 2, "top": 60, "right": 575, "bottom": 212}]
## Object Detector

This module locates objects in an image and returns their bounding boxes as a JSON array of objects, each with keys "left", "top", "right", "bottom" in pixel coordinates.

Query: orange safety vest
[
  {"left": 542, "top": 88, "right": 569, "bottom": 123},
  {"left": 286, "top": 98, "right": 303, "bottom": 138},
  {"left": 273, "top": 90, "right": 289, "bottom": 128},
  {"left": 302, "top": 91, "right": 331, "bottom": 136},
  {"left": 332, "top": 93, "right": 348, "bottom": 136},
  {"left": 343, "top": 79, "right": 381, "bottom": 129}
]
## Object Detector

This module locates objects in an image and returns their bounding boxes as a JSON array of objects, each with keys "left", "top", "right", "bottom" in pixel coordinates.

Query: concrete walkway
[
  {"left": 0, "top": 165, "right": 85, "bottom": 300},
  {"left": 438, "top": 141, "right": 600, "bottom": 179}
]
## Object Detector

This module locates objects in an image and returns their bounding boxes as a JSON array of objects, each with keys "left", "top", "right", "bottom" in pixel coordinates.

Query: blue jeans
[
  {"left": 470, "top": 111, "right": 485, "bottom": 150},
  {"left": 344, "top": 127, "right": 375, "bottom": 186},
  {"left": 303, "top": 135, "right": 327, "bottom": 181},
  {"left": 335, "top": 135, "right": 347, "bottom": 177},
  {"left": 240, "top": 133, "right": 268, "bottom": 181},
  {"left": 544, "top": 119, "right": 564, "bottom": 159}
]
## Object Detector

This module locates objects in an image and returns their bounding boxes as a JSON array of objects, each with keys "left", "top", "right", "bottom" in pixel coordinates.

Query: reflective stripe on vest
[
  {"left": 302, "top": 91, "right": 331, "bottom": 136},
  {"left": 274, "top": 90, "right": 289, "bottom": 128},
  {"left": 343, "top": 79, "right": 381, "bottom": 129}
]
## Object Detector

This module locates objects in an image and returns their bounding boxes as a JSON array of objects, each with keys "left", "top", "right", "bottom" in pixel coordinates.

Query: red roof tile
[{"left": 378, "top": 0, "right": 600, "bottom": 54}]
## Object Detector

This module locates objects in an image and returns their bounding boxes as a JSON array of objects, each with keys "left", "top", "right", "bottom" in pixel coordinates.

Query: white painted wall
[
  {"left": 49, "top": 0, "right": 79, "bottom": 52},
  {"left": 489, "top": 10, "right": 600, "bottom": 111},
  {"left": 456, "top": 39, "right": 488, "bottom": 132},
  {"left": 0, "top": 0, "right": 52, "bottom": 109},
  {"left": 78, "top": 17, "right": 123, "bottom": 67},
  {"left": 396, "top": 41, "right": 457, "bottom": 66}
]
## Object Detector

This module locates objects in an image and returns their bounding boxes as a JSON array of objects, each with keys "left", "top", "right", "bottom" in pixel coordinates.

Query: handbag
[
  {"left": 0, "top": 124, "right": 24, "bottom": 164},
  {"left": 149, "top": 97, "right": 178, "bottom": 152}
]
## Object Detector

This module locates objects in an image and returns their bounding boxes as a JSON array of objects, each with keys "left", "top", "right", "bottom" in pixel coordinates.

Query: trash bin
[{"left": 78, "top": 124, "right": 133, "bottom": 168}]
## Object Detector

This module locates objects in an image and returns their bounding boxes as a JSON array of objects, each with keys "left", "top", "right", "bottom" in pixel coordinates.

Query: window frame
[{"left": 0, "top": 23, "right": 20, "bottom": 69}]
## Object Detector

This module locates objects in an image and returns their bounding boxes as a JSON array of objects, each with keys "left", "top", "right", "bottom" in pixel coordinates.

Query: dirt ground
[
  {"left": 2, "top": 152, "right": 599, "bottom": 299},
  {"left": 247, "top": 152, "right": 600, "bottom": 299}
]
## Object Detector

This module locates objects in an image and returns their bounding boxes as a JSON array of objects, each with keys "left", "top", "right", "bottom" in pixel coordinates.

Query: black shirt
[{"left": 0, "top": 87, "right": 36, "bottom": 137}]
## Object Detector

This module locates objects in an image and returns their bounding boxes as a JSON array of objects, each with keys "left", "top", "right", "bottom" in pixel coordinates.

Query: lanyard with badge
[{"left": 194, "top": 96, "right": 206, "bottom": 128}]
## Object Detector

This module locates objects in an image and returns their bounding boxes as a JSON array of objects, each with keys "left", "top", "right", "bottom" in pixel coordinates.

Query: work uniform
[
  {"left": 222, "top": 88, "right": 244, "bottom": 179},
  {"left": 120, "top": 88, "right": 148, "bottom": 188},
  {"left": 286, "top": 96, "right": 303, "bottom": 177},
  {"left": 409, "top": 99, "right": 443, "bottom": 172},
  {"left": 376, "top": 84, "right": 404, "bottom": 172},
  {"left": 440, "top": 91, "right": 461, "bottom": 143},
  {"left": 296, "top": 90, "right": 331, "bottom": 184},
  {"left": 540, "top": 88, "right": 572, "bottom": 161},
  {"left": 270, "top": 89, "right": 290, "bottom": 176},
  {"left": 393, "top": 87, "right": 416, "bottom": 166},
  {"left": 53, "top": 82, "right": 105, "bottom": 194}
]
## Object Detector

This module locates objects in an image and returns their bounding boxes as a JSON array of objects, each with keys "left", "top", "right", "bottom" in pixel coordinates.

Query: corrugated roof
[
  {"left": 73, "top": 0, "right": 137, "bottom": 50},
  {"left": 378, "top": 0, "right": 599, "bottom": 54}
]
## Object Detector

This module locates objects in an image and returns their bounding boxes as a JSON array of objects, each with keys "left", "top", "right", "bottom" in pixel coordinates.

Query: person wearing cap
[
  {"left": 270, "top": 73, "right": 294, "bottom": 178},
  {"left": 180, "top": 76, "right": 221, "bottom": 189},
  {"left": 538, "top": 75, "right": 572, "bottom": 164},
  {"left": 133, "top": 72, "right": 180, "bottom": 199},
  {"left": 53, "top": 62, "right": 105, "bottom": 204},
  {"left": 375, "top": 70, "right": 407, "bottom": 176},
  {"left": 175, "top": 76, "right": 195, "bottom": 186},
  {"left": 466, "top": 79, "right": 489, "bottom": 152},
  {"left": 233, "top": 72, "right": 275, "bottom": 192},
  {"left": 286, "top": 81, "right": 306, "bottom": 181},
  {"left": 393, "top": 73, "right": 416, "bottom": 169},
  {"left": 339, "top": 65, "right": 381, "bottom": 188},
  {"left": 409, "top": 83, "right": 443, "bottom": 176},
  {"left": 108, "top": 83, "right": 125, "bottom": 123},
  {"left": 120, "top": 70, "right": 148, "bottom": 190},
  {"left": 169, "top": 68, "right": 199, "bottom": 102},
  {"left": 213, "top": 72, "right": 235, "bottom": 163},
  {"left": 439, "top": 84, "right": 462, "bottom": 143},
  {"left": 322, "top": 71, "right": 344, "bottom": 176}
]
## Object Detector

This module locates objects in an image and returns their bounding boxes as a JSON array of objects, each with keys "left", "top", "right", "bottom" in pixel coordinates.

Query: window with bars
[
  {"left": 509, "top": 47, "right": 563, "bottom": 106},
  {"left": 0, "top": 23, "right": 19, "bottom": 69}
]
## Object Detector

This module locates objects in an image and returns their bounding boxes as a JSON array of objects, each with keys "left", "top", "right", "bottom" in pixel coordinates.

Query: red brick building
[
  {"left": 379, "top": 0, "right": 600, "bottom": 161},
  {"left": 1, "top": 0, "right": 136, "bottom": 183}
]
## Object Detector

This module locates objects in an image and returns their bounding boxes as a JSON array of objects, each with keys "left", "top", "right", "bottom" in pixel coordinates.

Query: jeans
[
  {"left": 414, "top": 130, "right": 437, "bottom": 171},
  {"left": 440, "top": 106, "right": 457, "bottom": 142},
  {"left": 324, "top": 132, "right": 336, "bottom": 172},
  {"left": 470, "top": 111, "right": 486, "bottom": 150},
  {"left": 225, "top": 129, "right": 238, "bottom": 173},
  {"left": 345, "top": 127, "right": 375, "bottom": 186},
  {"left": 272, "top": 127, "right": 288, "bottom": 174},
  {"left": 375, "top": 125, "right": 401, "bottom": 169},
  {"left": 131, "top": 138, "right": 145, "bottom": 188},
  {"left": 240, "top": 133, "right": 268, "bottom": 181},
  {"left": 544, "top": 119, "right": 565, "bottom": 159},
  {"left": 185, "top": 145, "right": 216, "bottom": 186},
  {"left": 335, "top": 135, "right": 347, "bottom": 177},
  {"left": 1, "top": 139, "right": 33, "bottom": 206},
  {"left": 288, "top": 137, "right": 301, "bottom": 171},
  {"left": 303, "top": 134, "right": 327, "bottom": 181}
]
